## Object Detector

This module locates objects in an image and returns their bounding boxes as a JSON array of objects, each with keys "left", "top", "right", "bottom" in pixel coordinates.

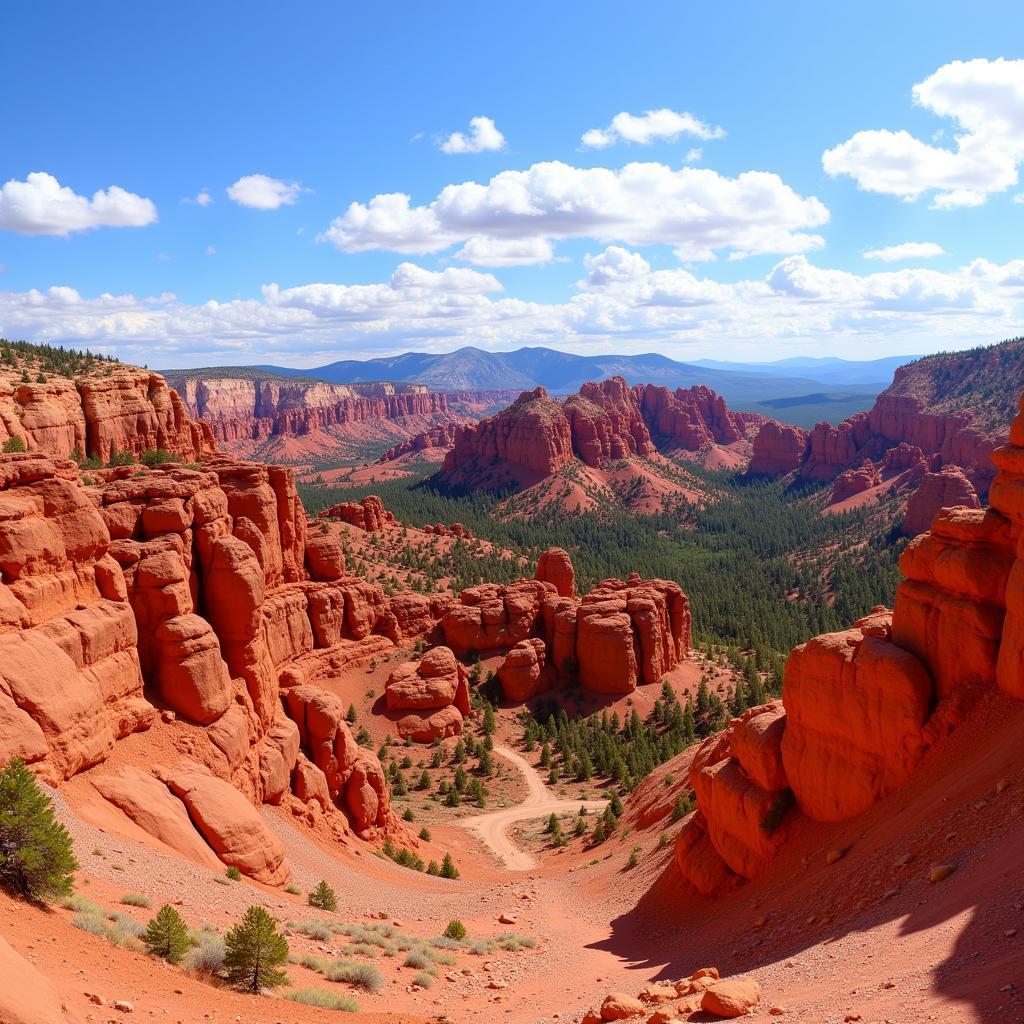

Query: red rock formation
[
  {"left": 564, "top": 378, "right": 655, "bottom": 466},
  {"left": 442, "top": 579, "right": 554, "bottom": 654},
  {"left": 385, "top": 646, "right": 470, "bottom": 741},
  {"left": 634, "top": 383, "right": 754, "bottom": 450},
  {"left": 535, "top": 546, "right": 576, "bottom": 598},
  {"left": 0, "top": 931, "right": 73, "bottom": 1024},
  {"left": 169, "top": 375, "right": 450, "bottom": 444},
  {"left": 498, "top": 638, "right": 549, "bottom": 702},
  {"left": 747, "top": 421, "right": 808, "bottom": 476},
  {"left": 441, "top": 387, "right": 574, "bottom": 482},
  {"left": 902, "top": 466, "right": 981, "bottom": 537},
  {"left": 379, "top": 422, "right": 458, "bottom": 463},
  {"left": 422, "top": 522, "right": 473, "bottom": 539},
  {"left": 673, "top": 811, "right": 741, "bottom": 896},
  {"left": 781, "top": 609, "right": 932, "bottom": 821},
  {"left": 321, "top": 495, "right": 395, "bottom": 532},
  {"left": 0, "top": 369, "right": 214, "bottom": 463},
  {"left": 801, "top": 412, "right": 873, "bottom": 482},
  {"left": 831, "top": 461, "right": 879, "bottom": 503}
]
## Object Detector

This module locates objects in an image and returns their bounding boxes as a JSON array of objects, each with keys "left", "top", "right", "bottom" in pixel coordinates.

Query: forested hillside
[{"left": 299, "top": 467, "right": 905, "bottom": 685}]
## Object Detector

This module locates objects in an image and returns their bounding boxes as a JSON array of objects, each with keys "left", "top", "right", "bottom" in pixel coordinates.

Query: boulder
[
  {"left": 728, "top": 701, "right": 788, "bottom": 792},
  {"left": 599, "top": 992, "right": 647, "bottom": 1020},
  {"left": 673, "top": 811, "right": 741, "bottom": 896},
  {"left": 902, "top": 466, "right": 980, "bottom": 537},
  {"left": 305, "top": 531, "right": 346, "bottom": 580},
  {"left": 0, "top": 930, "right": 77, "bottom": 1024},
  {"left": 701, "top": 977, "right": 762, "bottom": 1018},
  {"left": 155, "top": 763, "right": 290, "bottom": 885},
  {"left": 498, "top": 638, "right": 549, "bottom": 703}
]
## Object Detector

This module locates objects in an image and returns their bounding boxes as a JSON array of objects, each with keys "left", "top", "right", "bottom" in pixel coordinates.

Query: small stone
[
  {"left": 1006, "top": 929, "right": 1018, "bottom": 938},
  {"left": 87, "top": 994, "right": 105, "bottom": 1006},
  {"left": 826, "top": 847, "right": 849, "bottom": 865},
  {"left": 881, "top": 981, "right": 896, "bottom": 989},
  {"left": 996, "top": 779, "right": 1010, "bottom": 793},
  {"left": 498, "top": 913, "right": 517, "bottom": 925},
  {"left": 894, "top": 852, "right": 913, "bottom": 867},
  {"left": 769, "top": 1008, "right": 787, "bottom": 1017},
  {"left": 114, "top": 1001, "right": 134, "bottom": 1014},
  {"left": 753, "top": 916, "right": 768, "bottom": 928},
  {"left": 486, "top": 980, "right": 508, "bottom": 990},
  {"left": 929, "top": 863, "right": 956, "bottom": 883},
  {"left": 844, "top": 1015, "right": 862, "bottom": 1022}
]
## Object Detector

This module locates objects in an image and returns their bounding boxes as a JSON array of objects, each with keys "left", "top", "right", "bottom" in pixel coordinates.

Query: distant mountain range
[{"left": 165, "top": 346, "right": 923, "bottom": 427}]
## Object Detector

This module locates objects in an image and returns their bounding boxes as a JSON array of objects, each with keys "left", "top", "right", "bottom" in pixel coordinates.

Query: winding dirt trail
[{"left": 458, "top": 745, "right": 608, "bottom": 870}]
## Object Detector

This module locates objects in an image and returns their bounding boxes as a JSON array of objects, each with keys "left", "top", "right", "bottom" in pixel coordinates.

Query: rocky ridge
[{"left": 672, "top": 390, "right": 1024, "bottom": 894}]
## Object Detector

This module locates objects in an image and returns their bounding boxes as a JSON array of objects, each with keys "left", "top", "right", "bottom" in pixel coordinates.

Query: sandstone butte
[
  {"left": 438, "top": 376, "right": 766, "bottom": 488},
  {"left": 747, "top": 343, "right": 1022, "bottom": 532},
  {"left": 671, "top": 389, "right": 1024, "bottom": 896}
]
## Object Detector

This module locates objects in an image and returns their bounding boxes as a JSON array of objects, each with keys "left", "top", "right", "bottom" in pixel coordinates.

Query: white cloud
[
  {"left": 581, "top": 108, "right": 724, "bottom": 149},
  {"left": 455, "top": 236, "right": 554, "bottom": 266},
  {"left": 183, "top": 189, "right": 212, "bottom": 207},
  {"left": 824, "top": 58, "right": 1024, "bottom": 208},
  {"left": 439, "top": 116, "right": 506, "bottom": 154},
  {"left": 227, "top": 174, "right": 304, "bottom": 210},
  {"left": 0, "top": 172, "right": 157, "bottom": 236},
  {"left": 4, "top": 253, "right": 1020, "bottom": 368},
  {"left": 320, "top": 160, "right": 829, "bottom": 263},
  {"left": 863, "top": 241, "right": 946, "bottom": 262},
  {"left": 685, "top": 148, "right": 703, "bottom": 164},
  {"left": 205, "top": 246, "right": 217, "bottom": 256}
]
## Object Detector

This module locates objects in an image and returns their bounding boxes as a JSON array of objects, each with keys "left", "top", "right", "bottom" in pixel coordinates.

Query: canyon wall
[
  {"left": 672, "top": 391, "right": 1024, "bottom": 895},
  {"left": 0, "top": 370, "right": 214, "bottom": 462},
  {"left": 168, "top": 375, "right": 451, "bottom": 444}
]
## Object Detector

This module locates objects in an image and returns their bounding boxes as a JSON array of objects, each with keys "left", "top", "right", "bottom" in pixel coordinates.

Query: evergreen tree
[
  {"left": 0, "top": 758, "right": 77, "bottom": 902},
  {"left": 143, "top": 904, "right": 191, "bottom": 964},
  {"left": 223, "top": 906, "right": 289, "bottom": 993},
  {"left": 307, "top": 880, "right": 337, "bottom": 911},
  {"left": 440, "top": 852, "right": 460, "bottom": 879}
]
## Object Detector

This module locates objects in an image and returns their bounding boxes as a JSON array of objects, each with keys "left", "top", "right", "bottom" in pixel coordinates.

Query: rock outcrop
[
  {"left": 672, "top": 386, "right": 1024, "bottom": 894},
  {"left": 902, "top": 466, "right": 980, "bottom": 537},
  {"left": 748, "top": 421, "right": 808, "bottom": 476},
  {"left": 320, "top": 495, "right": 395, "bottom": 532},
  {"left": 634, "top": 383, "right": 761, "bottom": 451},
  {"left": 498, "top": 638, "right": 549, "bottom": 703},
  {"left": 168, "top": 374, "right": 450, "bottom": 445},
  {"left": 385, "top": 646, "right": 470, "bottom": 741},
  {"left": 0, "top": 369, "right": 215, "bottom": 464},
  {"left": 535, "top": 546, "right": 576, "bottom": 598},
  {"left": 443, "top": 570, "right": 690, "bottom": 697},
  {"left": 378, "top": 423, "right": 458, "bottom": 463}
]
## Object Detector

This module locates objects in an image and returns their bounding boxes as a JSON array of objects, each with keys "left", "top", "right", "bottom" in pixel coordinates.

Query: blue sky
[{"left": 2, "top": 1, "right": 1024, "bottom": 368}]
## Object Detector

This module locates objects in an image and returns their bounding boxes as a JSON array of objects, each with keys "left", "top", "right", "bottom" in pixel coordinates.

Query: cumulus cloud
[
  {"left": 439, "top": 116, "right": 506, "bottom": 154},
  {"left": 455, "top": 236, "right": 554, "bottom": 266},
  {"left": 182, "top": 189, "right": 212, "bottom": 207},
  {"left": 4, "top": 253, "right": 1021, "bottom": 367},
  {"left": 319, "top": 160, "right": 829, "bottom": 263},
  {"left": 582, "top": 108, "right": 725, "bottom": 149},
  {"left": 0, "top": 172, "right": 157, "bottom": 236},
  {"left": 824, "top": 58, "right": 1024, "bottom": 208},
  {"left": 227, "top": 174, "right": 304, "bottom": 210},
  {"left": 863, "top": 241, "right": 946, "bottom": 262}
]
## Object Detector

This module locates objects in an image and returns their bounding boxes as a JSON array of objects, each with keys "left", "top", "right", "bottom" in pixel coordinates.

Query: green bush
[
  {"left": 2, "top": 436, "right": 25, "bottom": 453},
  {"left": 120, "top": 892, "right": 152, "bottom": 907},
  {"left": 225, "top": 866, "right": 242, "bottom": 881},
  {"left": 143, "top": 904, "right": 191, "bottom": 963},
  {"left": 443, "top": 919, "right": 467, "bottom": 941},
  {"left": 307, "top": 880, "right": 337, "bottom": 911},
  {"left": 140, "top": 448, "right": 180, "bottom": 468},
  {"left": 224, "top": 906, "right": 289, "bottom": 993},
  {"left": 0, "top": 758, "right": 77, "bottom": 902}
]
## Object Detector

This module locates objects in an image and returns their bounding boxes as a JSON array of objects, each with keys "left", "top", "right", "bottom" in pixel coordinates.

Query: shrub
[
  {"left": 308, "top": 880, "right": 337, "bottom": 912},
  {"left": 121, "top": 892, "right": 152, "bottom": 907},
  {"left": 285, "top": 884, "right": 301, "bottom": 896},
  {"left": 760, "top": 790, "right": 795, "bottom": 834},
  {"left": 412, "top": 970, "right": 434, "bottom": 988},
  {"left": 0, "top": 758, "right": 77, "bottom": 902},
  {"left": 626, "top": 851, "right": 639, "bottom": 869},
  {"left": 284, "top": 988, "right": 358, "bottom": 1011},
  {"left": 403, "top": 949, "right": 433, "bottom": 970},
  {"left": 186, "top": 933, "right": 226, "bottom": 976},
  {"left": 225, "top": 866, "right": 242, "bottom": 881},
  {"left": 440, "top": 852, "right": 459, "bottom": 879},
  {"left": 224, "top": 906, "right": 289, "bottom": 993},
  {"left": 418, "top": 826, "right": 432, "bottom": 842},
  {"left": 139, "top": 448, "right": 180, "bottom": 468},
  {"left": 289, "top": 920, "right": 332, "bottom": 941},
  {"left": 143, "top": 904, "right": 191, "bottom": 963},
  {"left": 2, "top": 436, "right": 25, "bottom": 453},
  {"left": 443, "top": 919, "right": 466, "bottom": 941},
  {"left": 324, "top": 960, "right": 384, "bottom": 992}
]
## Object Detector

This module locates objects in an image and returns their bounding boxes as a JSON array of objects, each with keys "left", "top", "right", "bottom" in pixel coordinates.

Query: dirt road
[{"left": 458, "top": 745, "right": 608, "bottom": 870}]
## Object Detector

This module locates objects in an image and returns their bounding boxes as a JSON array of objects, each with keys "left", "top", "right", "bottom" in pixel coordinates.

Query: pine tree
[
  {"left": 223, "top": 906, "right": 289, "bottom": 993},
  {"left": 482, "top": 704, "right": 496, "bottom": 736},
  {"left": 440, "top": 852, "right": 460, "bottom": 879},
  {"left": 143, "top": 904, "right": 191, "bottom": 963},
  {"left": 308, "top": 880, "right": 337, "bottom": 911},
  {"left": 0, "top": 758, "right": 77, "bottom": 902}
]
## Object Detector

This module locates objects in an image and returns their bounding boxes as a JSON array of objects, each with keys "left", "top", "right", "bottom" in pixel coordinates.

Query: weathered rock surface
[
  {"left": 498, "top": 637, "right": 549, "bottom": 703},
  {"left": 781, "top": 609, "right": 932, "bottom": 822},
  {"left": 155, "top": 763, "right": 290, "bottom": 884},
  {"left": 320, "top": 495, "right": 395, "bottom": 532},
  {"left": 535, "top": 546, "right": 576, "bottom": 598},
  {"left": 748, "top": 421, "right": 808, "bottom": 476},
  {"left": 902, "top": 466, "right": 980, "bottom": 537},
  {"left": 0, "top": 930, "right": 77, "bottom": 1024},
  {"left": 385, "top": 645, "right": 469, "bottom": 741}
]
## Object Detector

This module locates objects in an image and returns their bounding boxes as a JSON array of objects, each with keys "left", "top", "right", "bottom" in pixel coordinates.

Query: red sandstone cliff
[{"left": 671, "top": 388, "right": 1024, "bottom": 895}]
